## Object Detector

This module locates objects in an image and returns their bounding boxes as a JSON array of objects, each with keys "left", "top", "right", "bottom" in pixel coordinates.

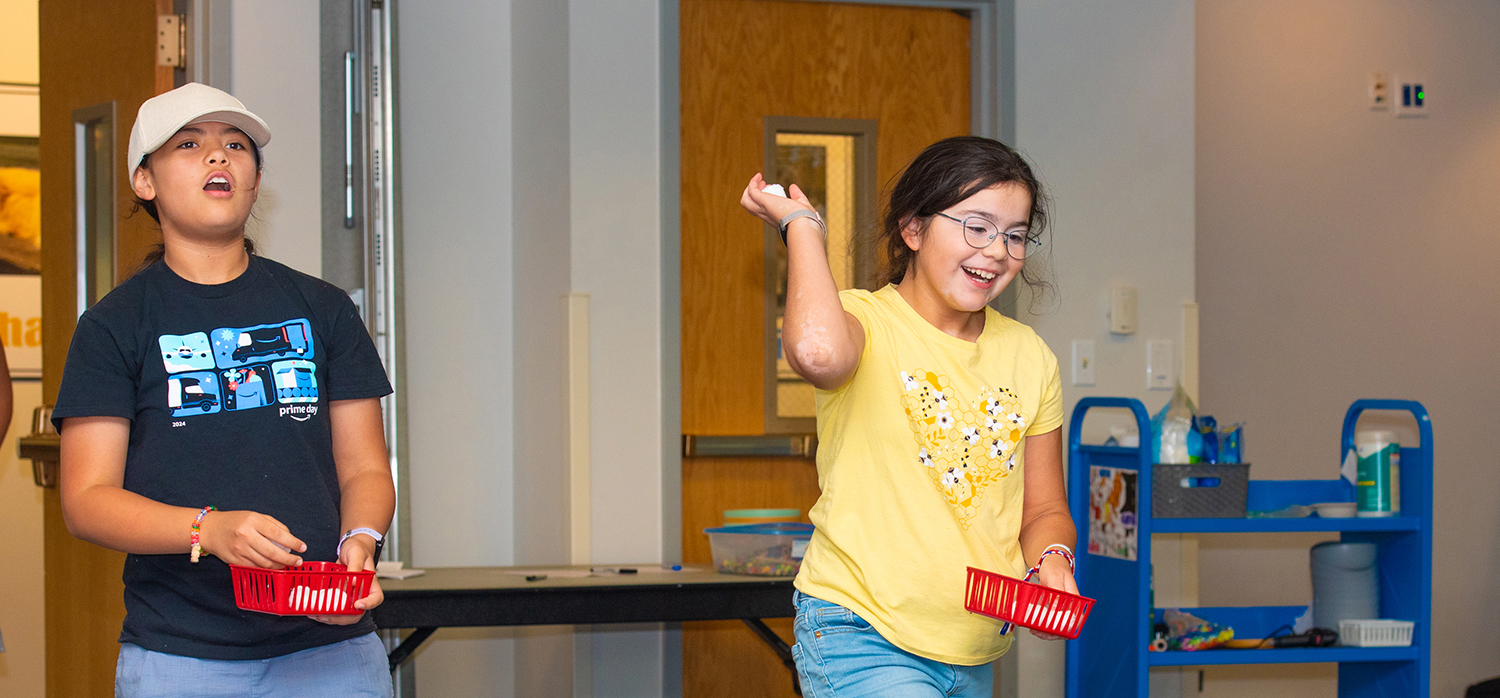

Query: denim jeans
[
  {"left": 792, "top": 591, "right": 993, "bottom": 698},
  {"left": 116, "top": 632, "right": 393, "bottom": 698}
]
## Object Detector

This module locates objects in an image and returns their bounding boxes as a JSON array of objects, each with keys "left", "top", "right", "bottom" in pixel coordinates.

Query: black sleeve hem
[
  {"left": 51, "top": 406, "right": 137, "bottom": 431},
  {"left": 326, "top": 385, "right": 395, "bottom": 402}
]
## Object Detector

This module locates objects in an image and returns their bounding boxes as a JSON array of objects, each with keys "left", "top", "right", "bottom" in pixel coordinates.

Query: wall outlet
[
  {"left": 1072, "top": 340, "right": 1096, "bottom": 386},
  {"left": 1147, "top": 339, "right": 1174, "bottom": 390},
  {"left": 1369, "top": 71, "right": 1389, "bottom": 110}
]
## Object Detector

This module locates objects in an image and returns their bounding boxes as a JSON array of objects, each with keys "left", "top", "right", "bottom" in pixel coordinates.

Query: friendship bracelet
[
  {"left": 1033, "top": 547, "right": 1076, "bottom": 576},
  {"left": 189, "top": 506, "right": 216, "bottom": 563},
  {"left": 1002, "top": 546, "right": 1077, "bottom": 636}
]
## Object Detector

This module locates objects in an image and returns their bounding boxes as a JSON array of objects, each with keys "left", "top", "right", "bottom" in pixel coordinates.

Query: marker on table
[{"left": 589, "top": 567, "right": 638, "bottom": 575}]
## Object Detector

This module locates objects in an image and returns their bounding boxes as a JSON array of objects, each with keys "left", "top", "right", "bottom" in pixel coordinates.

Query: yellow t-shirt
[{"left": 794, "top": 285, "right": 1064, "bottom": 665}]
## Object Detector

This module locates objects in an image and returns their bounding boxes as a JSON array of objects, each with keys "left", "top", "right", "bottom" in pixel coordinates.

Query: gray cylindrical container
[{"left": 1310, "top": 541, "right": 1378, "bottom": 630}]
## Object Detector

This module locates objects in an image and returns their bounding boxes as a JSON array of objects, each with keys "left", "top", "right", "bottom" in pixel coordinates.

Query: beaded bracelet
[{"left": 189, "top": 506, "right": 216, "bottom": 563}]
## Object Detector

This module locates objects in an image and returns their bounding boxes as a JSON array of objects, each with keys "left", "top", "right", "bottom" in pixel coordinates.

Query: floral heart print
[{"left": 899, "top": 370, "right": 1028, "bottom": 529}]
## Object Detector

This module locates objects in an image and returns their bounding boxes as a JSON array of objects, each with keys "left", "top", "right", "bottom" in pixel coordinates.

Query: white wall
[
  {"left": 397, "top": 0, "right": 519, "bottom": 693},
  {"left": 1014, "top": 1, "right": 1197, "bottom": 696},
  {"left": 1197, "top": 2, "right": 1500, "bottom": 695},
  {"left": 569, "top": 0, "right": 676, "bottom": 693},
  {"left": 0, "top": 0, "right": 38, "bottom": 137},
  {"left": 232, "top": 0, "right": 323, "bottom": 276},
  {"left": 399, "top": 0, "right": 677, "bottom": 692},
  {"left": 511, "top": 0, "right": 577, "bottom": 693}
]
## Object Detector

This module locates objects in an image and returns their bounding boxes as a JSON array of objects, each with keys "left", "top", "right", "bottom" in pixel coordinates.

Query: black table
[{"left": 371, "top": 566, "right": 799, "bottom": 692}]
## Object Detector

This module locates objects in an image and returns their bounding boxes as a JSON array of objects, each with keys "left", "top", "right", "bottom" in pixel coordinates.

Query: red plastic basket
[
  {"left": 230, "top": 561, "right": 373, "bottom": 616},
  {"left": 963, "top": 566, "right": 1095, "bottom": 639}
]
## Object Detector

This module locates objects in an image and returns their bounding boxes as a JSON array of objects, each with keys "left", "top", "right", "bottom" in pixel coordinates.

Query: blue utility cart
[{"left": 1065, "top": 398, "right": 1431, "bottom": 697}]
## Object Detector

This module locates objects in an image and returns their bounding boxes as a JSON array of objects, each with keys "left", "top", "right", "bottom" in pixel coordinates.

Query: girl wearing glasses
[{"left": 740, "top": 136, "right": 1074, "bottom": 697}]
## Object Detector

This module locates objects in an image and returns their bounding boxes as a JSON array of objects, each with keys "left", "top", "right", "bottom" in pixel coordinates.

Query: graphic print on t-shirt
[
  {"left": 211, "top": 319, "right": 314, "bottom": 366},
  {"left": 899, "top": 369, "right": 1027, "bottom": 529},
  {"left": 272, "top": 359, "right": 318, "bottom": 403},
  {"left": 159, "top": 318, "right": 318, "bottom": 418},
  {"left": 159, "top": 332, "right": 216, "bottom": 373},
  {"left": 167, "top": 370, "right": 223, "bottom": 415},
  {"left": 222, "top": 364, "right": 274, "bottom": 410}
]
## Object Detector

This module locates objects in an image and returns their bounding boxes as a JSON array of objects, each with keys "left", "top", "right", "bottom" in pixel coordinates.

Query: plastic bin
[
  {"left": 1338, "top": 619, "right": 1414, "bottom": 647},
  {"left": 1152, "top": 463, "right": 1250, "bottom": 518},
  {"left": 704, "top": 523, "right": 814, "bottom": 577},
  {"left": 230, "top": 561, "right": 373, "bottom": 616}
]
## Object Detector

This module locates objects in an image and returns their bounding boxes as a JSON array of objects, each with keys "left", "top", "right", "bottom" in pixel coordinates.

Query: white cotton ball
[
  {"left": 761, "top": 184, "right": 787, "bottom": 198},
  {"left": 290, "top": 585, "right": 348, "bottom": 613}
]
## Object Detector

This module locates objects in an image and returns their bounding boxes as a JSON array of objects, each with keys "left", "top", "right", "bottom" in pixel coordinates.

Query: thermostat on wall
[{"left": 1109, "top": 286, "right": 1137, "bottom": 335}]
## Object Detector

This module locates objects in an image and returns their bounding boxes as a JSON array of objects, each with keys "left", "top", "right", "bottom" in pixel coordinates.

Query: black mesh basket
[{"left": 1151, "top": 463, "right": 1250, "bottom": 518}]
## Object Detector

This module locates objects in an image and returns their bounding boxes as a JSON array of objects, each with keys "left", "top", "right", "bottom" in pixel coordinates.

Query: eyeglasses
[{"left": 933, "top": 212, "right": 1041, "bottom": 260}]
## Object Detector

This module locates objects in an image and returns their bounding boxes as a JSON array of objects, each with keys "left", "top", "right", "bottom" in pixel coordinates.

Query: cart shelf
[
  {"left": 1146, "top": 646, "right": 1420, "bottom": 667},
  {"left": 1065, "top": 398, "right": 1432, "bottom": 698},
  {"left": 1151, "top": 516, "right": 1420, "bottom": 534}
]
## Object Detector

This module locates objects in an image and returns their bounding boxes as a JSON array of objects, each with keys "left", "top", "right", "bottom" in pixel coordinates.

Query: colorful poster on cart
[{"left": 1088, "top": 466, "right": 1138, "bottom": 561}]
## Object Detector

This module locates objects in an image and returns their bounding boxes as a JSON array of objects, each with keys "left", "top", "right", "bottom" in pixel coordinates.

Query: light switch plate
[
  {"left": 1147, "top": 339, "right": 1173, "bottom": 390},
  {"left": 1072, "top": 340, "right": 1096, "bottom": 386},
  {"left": 1109, "top": 286, "right": 1137, "bottom": 335}
]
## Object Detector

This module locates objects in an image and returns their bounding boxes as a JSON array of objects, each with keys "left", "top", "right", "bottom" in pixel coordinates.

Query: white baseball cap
[{"left": 127, "top": 82, "right": 272, "bottom": 178}]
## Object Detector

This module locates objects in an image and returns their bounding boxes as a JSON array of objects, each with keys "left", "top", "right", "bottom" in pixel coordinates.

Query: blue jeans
[
  {"left": 792, "top": 591, "right": 993, "bottom": 698},
  {"left": 115, "top": 632, "right": 393, "bottom": 698}
]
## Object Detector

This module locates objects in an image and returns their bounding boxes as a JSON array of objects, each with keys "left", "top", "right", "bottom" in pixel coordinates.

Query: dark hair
[
  {"left": 132, "top": 134, "right": 263, "bottom": 268},
  {"left": 877, "top": 136, "right": 1052, "bottom": 299}
]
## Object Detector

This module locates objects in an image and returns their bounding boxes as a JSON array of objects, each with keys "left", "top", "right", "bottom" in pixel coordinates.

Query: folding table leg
[
  {"left": 387, "top": 627, "right": 438, "bottom": 671},
  {"left": 741, "top": 618, "right": 802, "bottom": 697}
]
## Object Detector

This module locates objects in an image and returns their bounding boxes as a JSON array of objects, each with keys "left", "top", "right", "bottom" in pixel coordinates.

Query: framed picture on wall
[{"left": 1, "top": 135, "right": 42, "bottom": 378}]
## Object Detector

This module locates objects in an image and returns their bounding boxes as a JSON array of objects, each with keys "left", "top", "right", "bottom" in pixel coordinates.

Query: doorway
[{"left": 679, "top": 0, "right": 983, "bottom": 694}]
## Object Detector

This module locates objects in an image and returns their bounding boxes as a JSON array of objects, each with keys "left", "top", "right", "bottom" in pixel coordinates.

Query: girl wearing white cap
[{"left": 52, "top": 83, "right": 395, "bottom": 696}]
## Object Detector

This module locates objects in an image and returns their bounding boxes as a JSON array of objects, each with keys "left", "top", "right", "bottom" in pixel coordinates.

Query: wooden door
[
  {"left": 680, "top": 1, "right": 970, "bottom": 695},
  {"left": 38, "top": 1, "right": 173, "bottom": 694}
]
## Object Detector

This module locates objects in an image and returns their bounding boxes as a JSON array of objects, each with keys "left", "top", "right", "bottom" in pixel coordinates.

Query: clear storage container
[{"left": 704, "top": 523, "right": 814, "bottom": 577}]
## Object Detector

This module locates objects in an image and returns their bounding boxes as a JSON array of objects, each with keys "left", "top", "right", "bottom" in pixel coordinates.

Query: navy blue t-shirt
[{"left": 52, "top": 255, "right": 392, "bottom": 660}]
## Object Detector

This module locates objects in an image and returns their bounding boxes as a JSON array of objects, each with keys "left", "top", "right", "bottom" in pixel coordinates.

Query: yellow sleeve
[
  {"left": 1028, "top": 341, "right": 1064, "bottom": 435},
  {"left": 837, "top": 289, "right": 879, "bottom": 345}
]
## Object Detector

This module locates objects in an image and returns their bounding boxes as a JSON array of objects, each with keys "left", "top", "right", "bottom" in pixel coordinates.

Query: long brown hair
[{"left": 877, "top": 136, "right": 1052, "bottom": 299}]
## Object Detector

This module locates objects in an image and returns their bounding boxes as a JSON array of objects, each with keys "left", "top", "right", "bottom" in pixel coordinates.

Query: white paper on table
[{"left": 376, "top": 561, "right": 426, "bottom": 580}]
